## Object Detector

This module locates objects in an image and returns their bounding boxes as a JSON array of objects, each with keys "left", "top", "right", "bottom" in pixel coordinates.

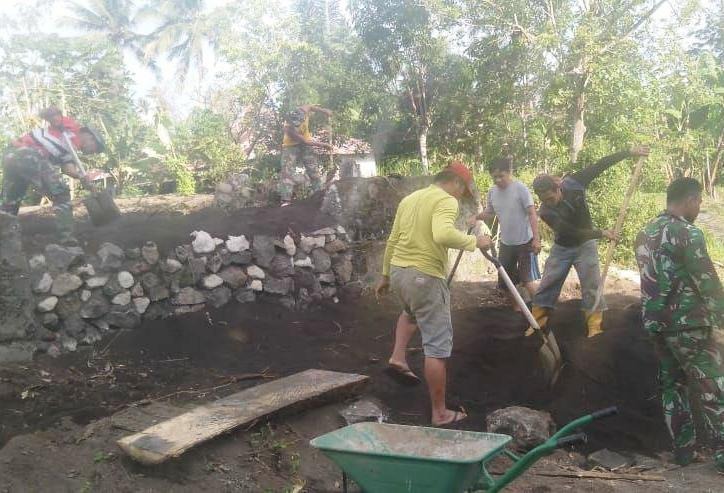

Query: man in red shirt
[{"left": 1, "top": 107, "right": 104, "bottom": 244}]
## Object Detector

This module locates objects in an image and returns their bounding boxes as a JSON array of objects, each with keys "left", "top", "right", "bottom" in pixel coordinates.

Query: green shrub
[{"left": 165, "top": 157, "right": 196, "bottom": 196}]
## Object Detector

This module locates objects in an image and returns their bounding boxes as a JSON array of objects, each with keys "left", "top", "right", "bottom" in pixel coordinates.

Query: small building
[{"left": 312, "top": 132, "right": 377, "bottom": 178}]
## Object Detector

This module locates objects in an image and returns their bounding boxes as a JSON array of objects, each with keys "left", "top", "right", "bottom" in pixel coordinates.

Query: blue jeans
[{"left": 533, "top": 240, "right": 606, "bottom": 312}]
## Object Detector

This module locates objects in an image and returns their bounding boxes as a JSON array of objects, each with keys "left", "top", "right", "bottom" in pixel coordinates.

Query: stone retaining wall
[{"left": 2, "top": 219, "right": 353, "bottom": 362}]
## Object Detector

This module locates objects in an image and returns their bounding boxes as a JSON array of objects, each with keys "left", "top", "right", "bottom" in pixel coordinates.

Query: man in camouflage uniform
[
  {"left": 1, "top": 107, "right": 104, "bottom": 244},
  {"left": 635, "top": 177, "right": 724, "bottom": 470},
  {"left": 278, "top": 104, "right": 333, "bottom": 206}
]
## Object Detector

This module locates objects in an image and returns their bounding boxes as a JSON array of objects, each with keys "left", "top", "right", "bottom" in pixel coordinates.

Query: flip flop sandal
[
  {"left": 384, "top": 364, "right": 421, "bottom": 386},
  {"left": 434, "top": 407, "right": 468, "bottom": 429}
]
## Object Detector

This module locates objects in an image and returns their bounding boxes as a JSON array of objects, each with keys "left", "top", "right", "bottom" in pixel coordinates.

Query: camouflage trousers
[
  {"left": 652, "top": 327, "right": 724, "bottom": 456},
  {"left": 278, "top": 145, "right": 321, "bottom": 202},
  {"left": 1, "top": 147, "right": 74, "bottom": 237}
]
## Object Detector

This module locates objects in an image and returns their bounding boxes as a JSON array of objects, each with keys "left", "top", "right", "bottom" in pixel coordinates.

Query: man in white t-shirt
[{"left": 473, "top": 156, "right": 541, "bottom": 309}]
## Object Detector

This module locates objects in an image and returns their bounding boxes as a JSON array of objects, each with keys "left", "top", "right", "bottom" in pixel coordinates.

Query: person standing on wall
[
  {"left": 375, "top": 161, "right": 492, "bottom": 426},
  {"left": 635, "top": 177, "right": 724, "bottom": 471},
  {"left": 278, "top": 104, "right": 333, "bottom": 207}
]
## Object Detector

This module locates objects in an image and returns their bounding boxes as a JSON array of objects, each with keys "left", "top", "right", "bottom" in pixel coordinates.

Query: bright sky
[{"left": 0, "top": 0, "right": 713, "bottom": 118}]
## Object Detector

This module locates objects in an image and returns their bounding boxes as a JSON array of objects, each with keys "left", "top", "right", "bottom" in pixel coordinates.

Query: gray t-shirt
[{"left": 484, "top": 180, "right": 534, "bottom": 246}]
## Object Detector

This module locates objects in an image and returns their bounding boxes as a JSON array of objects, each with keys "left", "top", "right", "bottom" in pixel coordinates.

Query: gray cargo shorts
[{"left": 390, "top": 265, "right": 453, "bottom": 358}]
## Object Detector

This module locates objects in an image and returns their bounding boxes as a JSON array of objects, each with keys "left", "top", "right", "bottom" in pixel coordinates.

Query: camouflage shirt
[{"left": 635, "top": 212, "right": 724, "bottom": 333}]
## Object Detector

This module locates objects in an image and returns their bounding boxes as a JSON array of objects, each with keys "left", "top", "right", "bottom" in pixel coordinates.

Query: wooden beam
[{"left": 117, "top": 369, "right": 369, "bottom": 465}]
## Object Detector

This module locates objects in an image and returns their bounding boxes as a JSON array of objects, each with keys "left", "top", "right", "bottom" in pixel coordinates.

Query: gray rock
[
  {"left": 294, "top": 269, "right": 321, "bottom": 294},
  {"left": 80, "top": 293, "right": 110, "bottom": 319},
  {"left": 125, "top": 247, "right": 141, "bottom": 260},
  {"left": 300, "top": 235, "right": 325, "bottom": 253},
  {"left": 264, "top": 277, "right": 293, "bottom": 295},
  {"left": 175, "top": 304, "right": 206, "bottom": 315},
  {"left": 229, "top": 250, "right": 253, "bottom": 265},
  {"left": 37, "top": 296, "right": 59, "bottom": 313},
  {"left": 141, "top": 272, "right": 162, "bottom": 290},
  {"left": 97, "top": 242, "right": 125, "bottom": 270},
  {"left": 61, "top": 336, "right": 77, "bottom": 352},
  {"left": 28, "top": 254, "right": 46, "bottom": 270},
  {"left": 311, "top": 248, "right": 331, "bottom": 273},
  {"left": 141, "top": 241, "right": 160, "bottom": 264},
  {"left": 207, "top": 252, "right": 223, "bottom": 273},
  {"left": 318, "top": 272, "right": 336, "bottom": 284},
  {"left": 218, "top": 248, "right": 232, "bottom": 266},
  {"left": 0, "top": 212, "right": 36, "bottom": 342},
  {"left": 270, "top": 254, "right": 295, "bottom": 278},
  {"left": 325, "top": 239, "right": 348, "bottom": 254},
  {"left": 147, "top": 285, "right": 171, "bottom": 302},
  {"left": 112, "top": 291, "right": 132, "bottom": 306},
  {"left": 118, "top": 271, "right": 134, "bottom": 289},
  {"left": 201, "top": 274, "right": 224, "bottom": 289},
  {"left": 37, "top": 326, "right": 57, "bottom": 342},
  {"left": 91, "top": 319, "right": 110, "bottom": 332},
  {"left": 587, "top": 449, "right": 634, "bottom": 470},
  {"left": 102, "top": 275, "right": 124, "bottom": 297},
  {"left": 105, "top": 305, "right": 141, "bottom": 329},
  {"left": 207, "top": 286, "right": 232, "bottom": 308},
  {"left": 131, "top": 282, "right": 144, "bottom": 297},
  {"left": 86, "top": 276, "right": 109, "bottom": 288},
  {"left": 55, "top": 293, "right": 82, "bottom": 319},
  {"left": 175, "top": 244, "right": 193, "bottom": 262},
  {"left": 246, "top": 265, "right": 266, "bottom": 279},
  {"left": 81, "top": 326, "right": 102, "bottom": 345},
  {"left": 188, "top": 257, "right": 207, "bottom": 276},
  {"left": 80, "top": 289, "right": 92, "bottom": 302},
  {"left": 321, "top": 286, "right": 337, "bottom": 299},
  {"left": 0, "top": 343, "right": 36, "bottom": 363},
  {"left": 332, "top": 254, "right": 354, "bottom": 283},
  {"left": 51, "top": 273, "right": 83, "bottom": 296},
  {"left": 340, "top": 399, "right": 388, "bottom": 425},
  {"left": 126, "top": 261, "right": 151, "bottom": 275},
  {"left": 235, "top": 288, "right": 256, "bottom": 303},
  {"left": 486, "top": 406, "right": 556, "bottom": 451},
  {"left": 63, "top": 315, "right": 89, "bottom": 337},
  {"left": 46, "top": 344, "right": 62, "bottom": 358},
  {"left": 133, "top": 297, "right": 151, "bottom": 314},
  {"left": 283, "top": 235, "right": 296, "bottom": 256},
  {"left": 173, "top": 287, "right": 206, "bottom": 305},
  {"left": 252, "top": 235, "right": 276, "bottom": 268},
  {"left": 75, "top": 263, "right": 96, "bottom": 277},
  {"left": 160, "top": 258, "right": 183, "bottom": 273},
  {"left": 33, "top": 272, "right": 53, "bottom": 294},
  {"left": 219, "top": 266, "right": 248, "bottom": 289},
  {"left": 41, "top": 313, "right": 60, "bottom": 331},
  {"left": 310, "top": 227, "right": 336, "bottom": 236},
  {"left": 44, "top": 243, "right": 84, "bottom": 271}
]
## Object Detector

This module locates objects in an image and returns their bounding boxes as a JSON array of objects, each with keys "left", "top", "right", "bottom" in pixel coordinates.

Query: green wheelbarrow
[{"left": 310, "top": 406, "right": 619, "bottom": 492}]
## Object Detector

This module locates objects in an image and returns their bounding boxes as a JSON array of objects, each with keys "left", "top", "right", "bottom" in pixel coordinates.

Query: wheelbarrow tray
[{"left": 310, "top": 422, "right": 511, "bottom": 493}]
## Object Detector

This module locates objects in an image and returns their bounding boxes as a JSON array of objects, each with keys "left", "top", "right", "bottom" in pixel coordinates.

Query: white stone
[
  {"left": 311, "top": 227, "right": 336, "bottom": 236},
  {"left": 61, "top": 336, "right": 77, "bottom": 352},
  {"left": 246, "top": 265, "right": 266, "bottom": 279},
  {"left": 37, "top": 297, "right": 59, "bottom": 313},
  {"left": 80, "top": 290, "right": 92, "bottom": 302},
  {"left": 294, "top": 257, "right": 314, "bottom": 268},
  {"left": 250, "top": 279, "right": 263, "bottom": 291},
  {"left": 133, "top": 297, "right": 151, "bottom": 314},
  {"left": 76, "top": 264, "right": 96, "bottom": 277},
  {"left": 336, "top": 225, "right": 346, "bottom": 235},
  {"left": 51, "top": 273, "right": 83, "bottom": 296},
  {"left": 112, "top": 291, "right": 132, "bottom": 305},
  {"left": 213, "top": 237, "right": 224, "bottom": 246},
  {"left": 191, "top": 230, "right": 216, "bottom": 254},
  {"left": 300, "top": 235, "right": 326, "bottom": 253},
  {"left": 118, "top": 271, "right": 134, "bottom": 289},
  {"left": 202, "top": 274, "right": 224, "bottom": 289},
  {"left": 283, "top": 235, "right": 297, "bottom": 256},
  {"left": 86, "top": 276, "right": 109, "bottom": 288},
  {"left": 33, "top": 273, "right": 53, "bottom": 294},
  {"left": 226, "top": 235, "right": 250, "bottom": 252},
  {"left": 163, "top": 258, "right": 183, "bottom": 273},
  {"left": 29, "top": 254, "right": 46, "bottom": 270}
]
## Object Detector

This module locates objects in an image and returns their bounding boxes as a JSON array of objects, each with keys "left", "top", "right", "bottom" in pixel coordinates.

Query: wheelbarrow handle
[{"left": 591, "top": 406, "right": 619, "bottom": 420}]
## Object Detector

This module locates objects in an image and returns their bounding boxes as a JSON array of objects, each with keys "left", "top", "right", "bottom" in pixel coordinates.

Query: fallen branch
[{"left": 489, "top": 468, "right": 665, "bottom": 482}]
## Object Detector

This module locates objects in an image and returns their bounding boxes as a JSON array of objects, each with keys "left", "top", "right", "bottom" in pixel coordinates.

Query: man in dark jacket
[{"left": 530, "top": 145, "right": 649, "bottom": 337}]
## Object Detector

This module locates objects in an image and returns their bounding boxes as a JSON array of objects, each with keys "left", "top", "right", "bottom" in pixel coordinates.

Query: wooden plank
[{"left": 117, "top": 369, "right": 368, "bottom": 465}]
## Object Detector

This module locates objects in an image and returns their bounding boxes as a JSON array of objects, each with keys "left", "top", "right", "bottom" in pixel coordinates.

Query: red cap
[{"left": 445, "top": 161, "right": 475, "bottom": 196}]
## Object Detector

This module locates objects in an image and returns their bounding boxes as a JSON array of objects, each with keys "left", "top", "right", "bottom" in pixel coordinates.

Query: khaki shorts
[{"left": 390, "top": 266, "right": 453, "bottom": 358}]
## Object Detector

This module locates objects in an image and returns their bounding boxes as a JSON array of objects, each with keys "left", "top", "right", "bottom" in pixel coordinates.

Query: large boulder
[
  {"left": 311, "top": 248, "right": 331, "bottom": 273},
  {"left": 97, "top": 242, "right": 125, "bottom": 270},
  {"left": 218, "top": 266, "right": 248, "bottom": 289},
  {"left": 44, "top": 244, "right": 84, "bottom": 271},
  {"left": 485, "top": 406, "right": 556, "bottom": 451},
  {"left": 104, "top": 305, "right": 141, "bottom": 329},
  {"left": 252, "top": 235, "right": 276, "bottom": 268},
  {"left": 269, "top": 254, "right": 294, "bottom": 278},
  {"left": 51, "top": 273, "right": 83, "bottom": 297},
  {"left": 80, "top": 293, "right": 111, "bottom": 319}
]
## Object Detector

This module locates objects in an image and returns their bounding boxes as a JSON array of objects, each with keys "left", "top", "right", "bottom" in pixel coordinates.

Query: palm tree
[
  {"left": 140, "top": 0, "right": 216, "bottom": 84},
  {"left": 65, "top": 0, "right": 148, "bottom": 63}
]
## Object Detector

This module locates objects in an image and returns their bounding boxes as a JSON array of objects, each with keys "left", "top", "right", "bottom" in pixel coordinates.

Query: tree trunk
[
  {"left": 418, "top": 123, "right": 429, "bottom": 173},
  {"left": 705, "top": 128, "right": 724, "bottom": 198},
  {"left": 569, "top": 84, "right": 587, "bottom": 164}
]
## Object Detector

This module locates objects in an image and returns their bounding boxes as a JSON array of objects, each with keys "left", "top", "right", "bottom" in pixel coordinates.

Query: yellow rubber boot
[
  {"left": 526, "top": 306, "right": 550, "bottom": 337},
  {"left": 585, "top": 311, "right": 604, "bottom": 338}
]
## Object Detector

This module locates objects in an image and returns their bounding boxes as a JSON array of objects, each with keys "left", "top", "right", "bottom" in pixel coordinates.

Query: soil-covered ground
[{"left": 3, "top": 195, "right": 722, "bottom": 492}]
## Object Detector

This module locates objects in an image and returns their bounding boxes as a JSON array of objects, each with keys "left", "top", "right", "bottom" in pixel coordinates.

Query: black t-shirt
[{"left": 539, "top": 151, "right": 630, "bottom": 247}]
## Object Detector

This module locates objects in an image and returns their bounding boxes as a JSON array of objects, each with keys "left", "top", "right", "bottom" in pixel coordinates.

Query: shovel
[
  {"left": 481, "top": 248, "right": 563, "bottom": 386},
  {"left": 62, "top": 133, "right": 121, "bottom": 227}
]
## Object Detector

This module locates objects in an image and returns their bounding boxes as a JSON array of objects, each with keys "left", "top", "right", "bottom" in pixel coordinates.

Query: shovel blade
[{"left": 539, "top": 330, "right": 563, "bottom": 387}]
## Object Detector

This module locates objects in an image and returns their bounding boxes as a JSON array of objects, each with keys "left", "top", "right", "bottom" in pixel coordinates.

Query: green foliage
[{"left": 165, "top": 156, "right": 196, "bottom": 195}]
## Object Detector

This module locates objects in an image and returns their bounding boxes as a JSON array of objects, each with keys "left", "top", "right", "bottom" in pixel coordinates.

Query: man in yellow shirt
[
  {"left": 278, "top": 104, "right": 333, "bottom": 206},
  {"left": 376, "top": 162, "right": 492, "bottom": 426}
]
